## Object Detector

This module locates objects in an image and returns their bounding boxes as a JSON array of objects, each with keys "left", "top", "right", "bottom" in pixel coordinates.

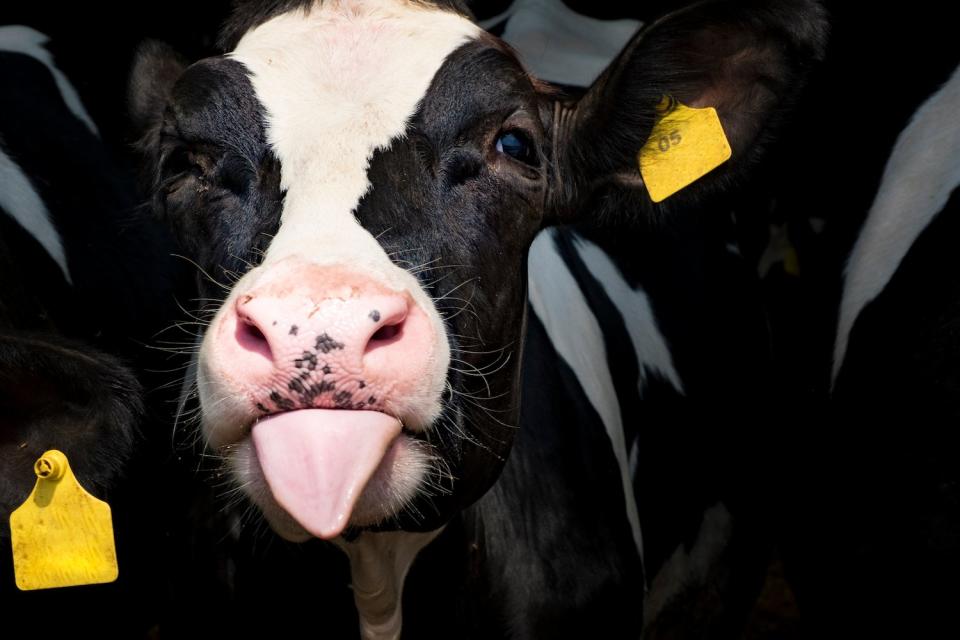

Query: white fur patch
[
  {"left": 572, "top": 235, "right": 684, "bottom": 394},
  {"left": 481, "top": 0, "right": 641, "bottom": 87},
  {"left": 0, "top": 145, "right": 71, "bottom": 282},
  {"left": 0, "top": 26, "right": 99, "bottom": 136},
  {"left": 336, "top": 528, "right": 443, "bottom": 640},
  {"left": 834, "top": 63, "right": 960, "bottom": 384},
  {"left": 529, "top": 228, "right": 679, "bottom": 563}
]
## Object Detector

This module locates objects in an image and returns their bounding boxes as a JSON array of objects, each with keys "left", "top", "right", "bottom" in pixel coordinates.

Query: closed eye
[
  {"left": 164, "top": 147, "right": 206, "bottom": 178},
  {"left": 495, "top": 130, "right": 539, "bottom": 167}
]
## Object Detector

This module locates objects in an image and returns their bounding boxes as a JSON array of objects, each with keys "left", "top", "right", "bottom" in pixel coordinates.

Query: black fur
[
  {"left": 825, "top": 192, "right": 960, "bottom": 636},
  {"left": 137, "top": 55, "right": 282, "bottom": 287},
  {"left": 457, "top": 306, "right": 645, "bottom": 638},
  {"left": 0, "top": 35, "right": 180, "bottom": 636},
  {"left": 765, "top": 5, "right": 960, "bottom": 634},
  {"left": 549, "top": 0, "right": 828, "bottom": 224},
  {"left": 0, "top": 50, "right": 175, "bottom": 351},
  {"left": 354, "top": 38, "right": 547, "bottom": 528},
  {"left": 0, "top": 333, "right": 142, "bottom": 535},
  {"left": 0, "top": 46, "right": 152, "bottom": 511}
]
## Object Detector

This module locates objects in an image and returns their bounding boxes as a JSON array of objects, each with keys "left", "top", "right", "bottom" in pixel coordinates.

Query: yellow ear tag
[
  {"left": 638, "top": 97, "right": 732, "bottom": 203},
  {"left": 9, "top": 450, "right": 119, "bottom": 590}
]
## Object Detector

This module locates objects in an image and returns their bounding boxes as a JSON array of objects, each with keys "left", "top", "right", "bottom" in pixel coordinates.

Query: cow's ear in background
[
  {"left": 128, "top": 40, "right": 187, "bottom": 133},
  {"left": 545, "top": 0, "right": 828, "bottom": 223}
]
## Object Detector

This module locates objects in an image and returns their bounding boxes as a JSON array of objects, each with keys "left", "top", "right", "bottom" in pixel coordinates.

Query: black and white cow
[
  {"left": 813, "top": 59, "right": 960, "bottom": 637},
  {"left": 0, "top": 26, "right": 181, "bottom": 635},
  {"left": 130, "top": 0, "right": 827, "bottom": 635},
  {"left": 468, "top": 2, "right": 795, "bottom": 636},
  {"left": 0, "top": 24, "right": 142, "bottom": 538}
]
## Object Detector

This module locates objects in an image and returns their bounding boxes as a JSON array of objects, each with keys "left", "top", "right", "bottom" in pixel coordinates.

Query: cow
[
  {"left": 472, "top": 2, "right": 794, "bottom": 636},
  {"left": 129, "top": 0, "right": 828, "bottom": 636},
  {"left": 0, "top": 26, "right": 180, "bottom": 635},
  {"left": 0, "top": 23, "right": 142, "bottom": 547},
  {"left": 809, "top": 59, "right": 960, "bottom": 638}
]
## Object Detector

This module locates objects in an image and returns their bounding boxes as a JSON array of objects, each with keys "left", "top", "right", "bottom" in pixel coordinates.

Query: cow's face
[{"left": 133, "top": 0, "right": 826, "bottom": 541}]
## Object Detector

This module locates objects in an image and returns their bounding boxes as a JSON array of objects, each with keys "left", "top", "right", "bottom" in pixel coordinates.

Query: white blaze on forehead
[{"left": 231, "top": 0, "right": 480, "bottom": 266}]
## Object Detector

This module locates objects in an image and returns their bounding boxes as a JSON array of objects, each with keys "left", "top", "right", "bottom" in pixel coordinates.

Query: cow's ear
[
  {"left": 128, "top": 40, "right": 187, "bottom": 134},
  {"left": 545, "top": 0, "right": 828, "bottom": 222}
]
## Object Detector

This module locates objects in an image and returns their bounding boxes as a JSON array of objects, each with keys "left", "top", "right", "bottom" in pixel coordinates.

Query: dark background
[{"left": 2, "top": 1, "right": 959, "bottom": 637}]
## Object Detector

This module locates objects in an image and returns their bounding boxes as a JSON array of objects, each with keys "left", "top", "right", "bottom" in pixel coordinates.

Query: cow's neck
[{"left": 337, "top": 527, "right": 444, "bottom": 640}]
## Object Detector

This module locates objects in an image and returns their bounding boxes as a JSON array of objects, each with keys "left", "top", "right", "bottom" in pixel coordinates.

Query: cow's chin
[{"left": 224, "top": 433, "right": 433, "bottom": 542}]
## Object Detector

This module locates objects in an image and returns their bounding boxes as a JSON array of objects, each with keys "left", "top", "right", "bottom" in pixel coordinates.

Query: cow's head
[{"left": 132, "top": 0, "right": 826, "bottom": 542}]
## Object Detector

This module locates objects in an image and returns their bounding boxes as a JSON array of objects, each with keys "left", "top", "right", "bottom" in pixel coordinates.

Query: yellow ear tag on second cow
[
  {"left": 638, "top": 98, "right": 732, "bottom": 203},
  {"left": 9, "top": 450, "right": 119, "bottom": 590}
]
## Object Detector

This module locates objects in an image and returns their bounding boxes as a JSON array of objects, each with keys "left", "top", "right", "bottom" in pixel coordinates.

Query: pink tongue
[{"left": 251, "top": 409, "right": 402, "bottom": 539}]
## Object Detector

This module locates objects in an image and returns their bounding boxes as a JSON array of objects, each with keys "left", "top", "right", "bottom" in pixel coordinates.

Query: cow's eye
[
  {"left": 496, "top": 130, "right": 538, "bottom": 166},
  {"left": 166, "top": 148, "right": 199, "bottom": 176}
]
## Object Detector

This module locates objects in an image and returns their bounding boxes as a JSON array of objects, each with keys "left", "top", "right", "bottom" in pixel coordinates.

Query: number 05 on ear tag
[
  {"left": 638, "top": 98, "right": 732, "bottom": 203},
  {"left": 9, "top": 450, "right": 119, "bottom": 590}
]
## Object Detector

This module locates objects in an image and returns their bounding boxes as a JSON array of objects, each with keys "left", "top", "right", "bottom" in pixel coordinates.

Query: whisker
[{"left": 171, "top": 253, "right": 232, "bottom": 293}]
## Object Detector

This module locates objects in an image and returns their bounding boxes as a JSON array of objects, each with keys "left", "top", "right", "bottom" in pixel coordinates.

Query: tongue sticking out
[{"left": 251, "top": 409, "right": 402, "bottom": 539}]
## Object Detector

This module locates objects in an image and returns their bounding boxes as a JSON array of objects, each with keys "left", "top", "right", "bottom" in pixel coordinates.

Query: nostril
[
  {"left": 235, "top": 315, "right": 274, "bottom": 362},
  {"left": 365, "top": 307, "right": 407, "bottom": 355},
  {"left": 370, "top": 323, "right": 401, "bottom": 343}
]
